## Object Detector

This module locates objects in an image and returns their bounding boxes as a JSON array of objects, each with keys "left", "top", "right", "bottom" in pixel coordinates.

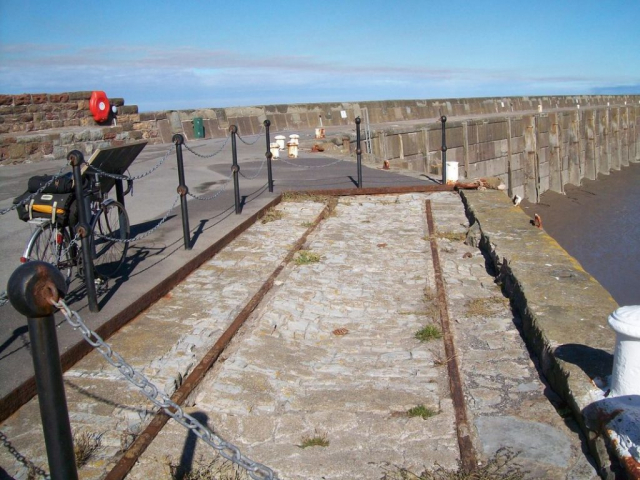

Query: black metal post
[
  {"left": 264, "top": 120, "right": 274, "bottom": 193},
  {"left": 7, "top": 262, "right": 78, "bottom": 480},
  {"left": 441, "top": 115, "right": 448, "bottom": 185},
  {"left": 68, "top": 150, "right": 99, "bottom": 312},
  {"left": 230, "top": 125, "right": 241, "bottom": 214},
  {"left": 115, "top": 178, "right": 125, "bottom": 208},
  {"left": 172, "top": 134, "right": 191, "bottom": 250},
  {"left": 356, "top": 117, "right": 363, "bottom": 188}
]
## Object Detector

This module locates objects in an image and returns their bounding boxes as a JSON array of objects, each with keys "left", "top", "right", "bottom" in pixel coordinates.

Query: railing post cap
[
  {"left": 355, "top": 117, "right": 361, "bottom": 124},
  {"left": 172, "top": 134, "right": 184, "bottom": 145},
  {"left": 67, "top": 150, "right": 85, "bottom": 166},
  {"left": 229, "top": 125, "right": 238, "bottom": 134},
  {"left": 263, "top": 119, "right": 271, "bottom": 127},
  {"left": 7, "top": 261, "right": 68, "bottom": 317},
  {"left": 441, "top": 115, "right": 447, "bottom": 123}
]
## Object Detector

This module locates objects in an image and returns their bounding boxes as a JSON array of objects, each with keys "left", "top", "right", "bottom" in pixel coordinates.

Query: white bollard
[
  {"left": 270, "top": 143, "right": 280, "bottom": 159},
  {"left": 287, "top": 142, "right": 298, "bottom": 158},
  {"left": 289, "top": 134, "right": 299, "bottom": 146},
  {"left": 275, "top": 135, "right": 286, "bottom": 150},
  {"left": 608, "top": 305, "right": 640, "bottom": 397},
  {"left": 445, "top": 161, "right": 458, "bottom": 184}
]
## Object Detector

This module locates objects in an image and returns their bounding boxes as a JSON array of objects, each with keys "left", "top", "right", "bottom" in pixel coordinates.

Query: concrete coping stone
[{"left": 458, "top": 189, "right": 640, "bottom": 476}]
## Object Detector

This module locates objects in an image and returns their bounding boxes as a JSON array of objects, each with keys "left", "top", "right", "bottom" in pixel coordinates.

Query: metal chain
[
  {"left": 0, "top": 166, "right": 69, "bottom": 216},
  {"left": 86, "top": 145, "right": 174, "bottom": 181},
  {"left": 187, "top": 175, "right": 232, "bottom": 201},
  {"left": 0, "top": 290, "right": 8, "bottom": 307},
  {"left": 54, "top": 299, "right": 277, "bottom": 480},
  {"left": 236, "top": 126, "right": 265, "bottom": 146},
  {"left": 95, "top": 195, "right": 180, "bottom": 243},
  {"left": 277, "top": 157, "right": 346, "bottom": 169},
  {"left": 239, "top": 157, "right": 268, "bottom": 180},
  {"left": 183, "top": 136, "right": 230, "bottom": 158},
  {"left": 0, "top": 430, "right": 50, "bottom": 479}
]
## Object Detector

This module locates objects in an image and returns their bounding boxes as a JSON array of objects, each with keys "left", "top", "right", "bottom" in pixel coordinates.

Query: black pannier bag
[
  {"left": 14, "top": 191, "right": 76, "bottom": 225},
  {"left": 27, "top": 173, "right": 74, "bottom": 194}
]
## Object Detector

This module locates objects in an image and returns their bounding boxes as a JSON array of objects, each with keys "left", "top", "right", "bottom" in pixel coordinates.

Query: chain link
[
  {"left": 239, "top": 157, "right": 268, "bottom": 180},
  {"left": 236, "top": 125, "right": 265, "bottom": 146},
  {"left": 86, "top": 145, "right": 174, "bottom": 182},
  {"left": 0, "top": 166, "right": 69, "bottom": 216},
  {"left": 0, "top": 430, "right": 50, "bottom": 479},
  {"left": 54, "top": 299, "right": 278, "bottom": 480},
  {"left": 0, "top": 290, "right": 8, "bottom": 307},
  {"left": 187, "top": 174, "right": 232, "bottom": 201},
  {"left": 183, "top": 136, "right": 231, "bottom": 158},
  {"left": 277, "top": 157, "right": 346, "bottom": 169},
  {"left": 94, "top": 195, "right": 180, "bottom": 244}
]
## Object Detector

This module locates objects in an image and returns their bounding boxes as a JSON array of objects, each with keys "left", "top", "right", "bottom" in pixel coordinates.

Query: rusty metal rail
[
  {"left": 105, "top": 201, "right": 333, "bottom": 479},
  {"left": 425, "top": 199, "right": 478, "bottom": 472}
]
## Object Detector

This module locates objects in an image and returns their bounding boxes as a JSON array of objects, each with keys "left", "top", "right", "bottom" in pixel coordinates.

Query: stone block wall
[
  {"left": 2, "top": 91, "right": 639, "bottom": 180},
  {"left": 0, "top": 91, "right": 154, "bottom": 165},
  {"left": 370, "top": 102, "right": 640, "bottom": 202}
]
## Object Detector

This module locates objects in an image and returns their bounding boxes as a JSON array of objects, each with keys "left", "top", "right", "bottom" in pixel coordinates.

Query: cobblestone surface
[
  {"left": 127, "top": 193, "right": 597, "bottom": 480},
  {"left": 0, "top": 201, "right": 326, "bottom": 480},
  {"left": 0, "top": 192, "right": 599, "bottom": 480}
]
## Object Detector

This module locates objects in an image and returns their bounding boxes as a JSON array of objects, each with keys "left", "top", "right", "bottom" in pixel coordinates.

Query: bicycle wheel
[
  {"left": 91, "top": 200, "right": 130, "bottom": 278},
  {"left": 25, "top": 222, "right": 73, "bottom": 282}
]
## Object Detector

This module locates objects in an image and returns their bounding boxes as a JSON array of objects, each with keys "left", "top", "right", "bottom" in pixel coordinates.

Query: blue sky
[{"left": 1, "top": 0, "right": 639, "bottom": 112}]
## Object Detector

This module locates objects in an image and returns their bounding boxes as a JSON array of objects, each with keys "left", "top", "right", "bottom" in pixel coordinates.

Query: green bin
[{"left": 193, "top": 117, "right": 205, "bottom": 139}]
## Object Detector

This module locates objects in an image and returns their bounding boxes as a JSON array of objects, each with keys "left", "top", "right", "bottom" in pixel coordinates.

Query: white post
[{"left": 608, "top": 306, "right": 640, "bottom": 397}]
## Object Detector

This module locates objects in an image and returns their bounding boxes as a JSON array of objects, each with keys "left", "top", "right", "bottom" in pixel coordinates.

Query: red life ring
[{"left": 89, "top": 91, "right": 110, "bottom": 122}]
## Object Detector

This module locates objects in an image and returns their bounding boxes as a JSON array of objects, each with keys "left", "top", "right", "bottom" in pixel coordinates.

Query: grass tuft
[
  {"left": 415, "top": 325, "right": 442, "bottom": 342},
  {"left": 465, "top": 297, "right": 507, "bottom": 318},
  {"left": 380, "top": 447, "right": 526, "bottom": 480},
  {"left": 168, "top": 456, "right": 249, "bottom": 479},
  {"left": 406, "top": 405, "right": 438, "bottom": 420},
  {"left": 298, "top": 433, "right": 330, "bottom": 449},
  {"left": 261, "top": 207, "right": 284, "bottom": 224},
  {"left": 73, "top": 431, "right": 102, "bottom": 468},
  {"left": 295, "top": 250, "right": 321, "bottom": 265}
]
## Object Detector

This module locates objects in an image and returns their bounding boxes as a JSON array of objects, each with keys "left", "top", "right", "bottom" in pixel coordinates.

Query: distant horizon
[{"left": 2, "top": 1, "right": 638, "bottom": 113}]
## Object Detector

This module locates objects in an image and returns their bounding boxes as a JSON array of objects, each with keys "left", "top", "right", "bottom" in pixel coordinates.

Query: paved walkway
[{"left": 0, "top": 192, "right": 599, "bottom": 479}]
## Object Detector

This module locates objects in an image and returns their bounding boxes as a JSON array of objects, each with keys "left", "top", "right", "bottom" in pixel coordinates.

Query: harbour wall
[
  {"left": 370, "top": 102, "right": 640, "bottom": 202},
  {"left": 1, "top": 93, "right": 639, "bottom": 203}
]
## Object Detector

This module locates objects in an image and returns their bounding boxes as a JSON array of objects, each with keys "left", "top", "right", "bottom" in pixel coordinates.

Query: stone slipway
[{"left": 460, "top": 190, "right": 632, "bottom": 478}]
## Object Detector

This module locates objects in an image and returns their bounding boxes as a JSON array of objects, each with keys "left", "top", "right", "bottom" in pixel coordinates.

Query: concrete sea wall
[
  {"left": 1, "top": 92, "right": 639, "bottom": 203},
  {"left": 371, "top": 101, "right": 640, "bottom": 202}
]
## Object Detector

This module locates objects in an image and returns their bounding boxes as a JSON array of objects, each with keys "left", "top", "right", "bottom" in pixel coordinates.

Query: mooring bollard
[
  {"left": 264, "top": 119, "right": 274, "bottom": 193},
  {"left": 68, "top": 150, "right": 99, "bottom": 312},
  {"left": 356, "top": 117, "right": 363, "bottom": 189},
  {"left": 229, "top": 125, "right": 241, "bottom": 214},
  {"left": 172, "top": 134, "right": 191, "bottom": 250},
  {"left": 608, "top": 306, "right": 640, "bottom": 397},
  {"left": 440, "top": 115, "right": 448, "bottom": 185},
  {"left": 7, "top": 261, "right": 78, "bottom": 480}
]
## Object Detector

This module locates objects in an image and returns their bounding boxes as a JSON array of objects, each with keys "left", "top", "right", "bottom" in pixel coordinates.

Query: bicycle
[
  {"left": 20, "top": 176, "right": 131, "bottom": 283},
  {"left": 19, "top": 142, "right": 146, "bottom": 284}
]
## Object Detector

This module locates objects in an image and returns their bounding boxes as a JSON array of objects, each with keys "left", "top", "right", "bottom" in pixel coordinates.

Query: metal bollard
[
  {"left": 68, "top": 150, "right": 99, "bottom": 312},
  {"left": 229, "top": 125, "right": 241, "bottom": 214},
  {"left": 7, "top": 261, "right": 78, "bottom": 480},
  {"left": 356, "top": 117, "right": 363, "bottom": 188},
  {"left": 264, "top": 120, "right": 274, "bottom": 193},
  {"left": 440, "top": 115, "right": 447, "bottom": 185},
  {"left": 607, "top": 306, "right": 640, "bottom": 397},
  {"left": 172, "top": 135, "right": 191, "bottom": 250}
]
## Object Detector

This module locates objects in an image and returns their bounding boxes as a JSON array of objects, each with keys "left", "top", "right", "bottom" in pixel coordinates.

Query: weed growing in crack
[
  {"left": 406, "top": 405, "right": 438, "bottom": 420},
  {"left": 295, "top": 250, "right": 321, "bottom": 265},
  {"left": 415, "top": 325, "right": 442, "bottom": 342}
]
